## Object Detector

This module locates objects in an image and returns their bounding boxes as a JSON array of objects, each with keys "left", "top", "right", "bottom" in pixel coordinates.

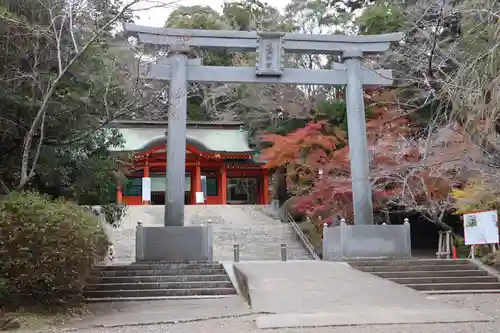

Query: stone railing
[{"left": 322, "top": 221, "right": 411, "bottom": 260}]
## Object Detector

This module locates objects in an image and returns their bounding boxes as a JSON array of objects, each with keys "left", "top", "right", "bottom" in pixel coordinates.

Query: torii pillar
[{"left": 164, "top": 44, "right": 189, "bottom": 227}]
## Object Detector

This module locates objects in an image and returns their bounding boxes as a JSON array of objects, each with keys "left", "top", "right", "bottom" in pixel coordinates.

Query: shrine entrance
[
  {"left": 110, "top": 120, "right": 269, "bottom": 206},
  {"left": 123, "top": 23, "right": 402, "bottom": 227},
  {"left": 119, "top": 22, "right": 409, "bottom": 263}
]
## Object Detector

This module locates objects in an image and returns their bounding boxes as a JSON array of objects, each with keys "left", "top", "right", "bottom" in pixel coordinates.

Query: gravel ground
[{"left": 72, "top": 295, "right": 500, "bottom": 333}]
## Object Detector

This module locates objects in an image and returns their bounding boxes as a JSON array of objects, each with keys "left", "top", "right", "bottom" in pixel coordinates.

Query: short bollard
[
  {"left": 281, "top": 244, "right": 287, "bottom": 261},
  {"left": 233, "top": 244, "right": 240, "bottom": 262}
]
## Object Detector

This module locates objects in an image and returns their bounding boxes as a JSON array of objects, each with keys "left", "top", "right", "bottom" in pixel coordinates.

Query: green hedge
[{"left": 0, "top": 191, "right": 109, "bottom": 308}]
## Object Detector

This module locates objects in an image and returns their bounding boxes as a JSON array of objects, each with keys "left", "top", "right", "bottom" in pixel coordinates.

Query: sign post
[{"left": 463, "top": 210, "right": 499, "bottom": 258}]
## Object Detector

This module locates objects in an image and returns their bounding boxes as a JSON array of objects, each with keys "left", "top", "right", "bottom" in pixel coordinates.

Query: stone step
[
  {"left": 94, "top": 263, "right": 223, "bottom": 271},
  {"left": 407, "top": 282, "right": 500, "bottom": 291},
  {"left": 388, "top": 276, "right": 498, "bottom": 285},
  {"left": 348, "top": 259, "right": 470, "bottom": 267},
  {"left": 84, "top": 287, "right": 237, "bottom": 299},
  {"left": 86, "top": 281, "right": 234, "bottom": 291},
  {"left": 424, "top": 289, "right": 500, "bottom": 295},
  {"left": 373, "top": 270, "right": 489, "bottom": 278},
  {"left": 85, "top": 295, "right": 238, "bottom": 303},
  {"left": 89, "top": 274, "right": 230, "bottom": 284},
  {"left": 93, "top": 268, "right": 227, "bottom": 277},
  {"left": 357, "top": 264, "right": 478, "bottom": 272}
]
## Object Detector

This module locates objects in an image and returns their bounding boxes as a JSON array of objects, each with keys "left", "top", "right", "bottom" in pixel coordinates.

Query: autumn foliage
[{"left": 262, "top": 90, "right": 469, "bottom": 225}]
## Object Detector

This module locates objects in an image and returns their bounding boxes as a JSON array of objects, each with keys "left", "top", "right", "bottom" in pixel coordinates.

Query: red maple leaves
[{"left": 262, "top": 90, "right": 467, "bottom": 224}]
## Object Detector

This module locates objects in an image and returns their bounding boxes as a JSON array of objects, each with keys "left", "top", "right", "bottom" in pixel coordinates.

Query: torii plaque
[{"left": 124, "top": 24, "right": 402, "bottom": 228}]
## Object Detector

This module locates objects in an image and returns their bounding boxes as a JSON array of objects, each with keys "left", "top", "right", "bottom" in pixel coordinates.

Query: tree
[
  {"left": 163, "top": 1, "right": 302, "bottom": 138},
  {"left": 0, "top": 0, "right": 172, "bottom": 223},
  {"left": 356, "top": 0, "right": 500, "bottom": 152},
  {"left": 262, "top": 90, "right": 469, "bottom": 227}
]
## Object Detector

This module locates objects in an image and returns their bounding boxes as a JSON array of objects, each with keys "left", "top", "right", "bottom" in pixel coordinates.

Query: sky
[{"left": 134, "top": 0, "right": 291, "bottom": 28}]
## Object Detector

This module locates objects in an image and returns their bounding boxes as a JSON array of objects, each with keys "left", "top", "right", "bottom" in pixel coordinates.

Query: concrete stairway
[
  {"left": 84, "top": 261, "right": 237, "bottom": 302},
  {"left": 99, "top": 205, "right": 313, "bottom": 263},
  {"left": 348, "top": 259, "right": 500, "bottom": 294},
  {"left": 185, "top": 205, "right": 313, "bottom": 261}
]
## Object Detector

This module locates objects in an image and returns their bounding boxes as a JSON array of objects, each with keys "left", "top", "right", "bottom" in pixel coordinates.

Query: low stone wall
[
  {"left": 322, "top": 222, "right": 411, "bottom": 260},
  {"left": 233, "top": 265, "right": 252, "bottom": 307},
  {"left": 136, "top": 224, "right": 213, "bottom": 261}
]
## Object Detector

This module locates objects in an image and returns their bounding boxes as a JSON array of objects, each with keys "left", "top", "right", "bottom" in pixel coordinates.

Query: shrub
[
  {"left": 0, "top": 191, "right": 108, "bottom": 308},
  {"left": 482, "top": 251, "right": 500, "bottom": 269}
]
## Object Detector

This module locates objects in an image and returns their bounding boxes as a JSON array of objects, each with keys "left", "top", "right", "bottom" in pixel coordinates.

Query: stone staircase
[
  {"left": 87, "top": 205, "right": 312, "bottom": 302},
  {"left": 186, "top": 205, "right": 313, "bottom": 261},
  {"left": 99, "top": 205, "right": 313, "bottom": 263},
  {"left": 84, "top": 261, "right": 237, "bottom": 302},
  {"left": 348, "top": 258, "right": 500, "bottom": 294}
]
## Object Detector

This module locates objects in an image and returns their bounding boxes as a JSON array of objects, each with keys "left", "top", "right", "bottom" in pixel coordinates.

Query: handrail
[{"left": 283, "top": 209, "right": 321, "bottom": 260}]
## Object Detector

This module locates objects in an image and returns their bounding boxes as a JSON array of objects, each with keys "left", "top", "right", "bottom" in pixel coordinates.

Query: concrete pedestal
[
  {"left": 135, "top": 223, "right": 213, "bottom": 261},
  {"left": 322, "top": 222, "right": 411, "bottom": 260}
]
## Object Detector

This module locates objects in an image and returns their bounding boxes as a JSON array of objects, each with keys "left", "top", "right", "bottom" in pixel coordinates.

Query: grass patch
[
  {"left": 298, "top": 220, "right": 322, "bottom": 249},
  {"left": 2, "top": 307, "right": 89, "bottom": 331}
]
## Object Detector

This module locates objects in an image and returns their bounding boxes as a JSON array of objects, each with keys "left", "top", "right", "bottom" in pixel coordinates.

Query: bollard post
[
  {"left": 233, "top": 244, "right": 240, "bottom": 262},
  {"left": 403, "top": 217, "right": 411, "bottom": 258},
  {"left": 281, "top": 244, "right": 287, "bottom": 261},
  {"left": 135, "top": 221, "right": 144, "bottom": 261}
]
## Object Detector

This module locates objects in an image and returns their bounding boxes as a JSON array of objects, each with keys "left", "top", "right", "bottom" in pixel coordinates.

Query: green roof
[{"left": 106, "top": 120, "right": 253, "bottom": 154}]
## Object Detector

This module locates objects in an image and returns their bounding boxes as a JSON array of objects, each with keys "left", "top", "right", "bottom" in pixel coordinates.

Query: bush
[
  {"left": 0, "top": 191, "right": 108, "bottom": 308},
  {"left": 482, "top": 251, "right": 500, "bottom": 269}
]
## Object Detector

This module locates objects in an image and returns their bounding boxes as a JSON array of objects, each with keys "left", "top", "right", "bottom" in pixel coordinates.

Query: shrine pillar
[
  {"left": 194, "top": 161, "right": 201, "bottom": 204},
  {"left": 221, "top": 164, "right": 227, "bottom": 204},
  {"left": 116, "top": 185, "right": 123, "bottom": 204},
  {"left": 142, "top": 162, "right": 150, "bottom": 205},
  {"left": 262, "top": 171, "right": 269, "bottom": 204}
]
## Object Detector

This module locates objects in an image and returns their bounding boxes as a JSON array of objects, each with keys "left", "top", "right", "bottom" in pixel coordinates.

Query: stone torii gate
[{"left": 124, "top": 24, "right": 404, "bottom": 261}]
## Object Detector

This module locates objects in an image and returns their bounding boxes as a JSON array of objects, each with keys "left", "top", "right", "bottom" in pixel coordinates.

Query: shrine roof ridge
[
  {"left": 123, "top": 23, "right": 403, "bottom": 45},
  {"left": 107, "top": 119, "right": 245, "bottom": 129}
]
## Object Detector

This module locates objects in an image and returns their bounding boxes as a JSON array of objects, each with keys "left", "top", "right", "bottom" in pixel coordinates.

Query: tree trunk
[{"left": 277, "top": 165, "right": 289, "bottom": 206}]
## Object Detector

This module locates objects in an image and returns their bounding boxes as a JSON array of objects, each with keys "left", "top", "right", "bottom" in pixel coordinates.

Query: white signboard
[
  {"left": 463, "top": 210, "right": 499, "bottom": 245},
  {"left": 142, "top": 177, "right": 151, "bottom": 201},
  {"left": 195, "top": 192, "right": 205, "bottom": 204}
]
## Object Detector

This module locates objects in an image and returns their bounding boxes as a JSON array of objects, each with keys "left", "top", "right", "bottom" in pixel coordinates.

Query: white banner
[
  {"left": 142, "top": 177, "right": 151, "bottom": 201},
  {"left": 196, "top": 192, "right": 205, "bottom": 204}
]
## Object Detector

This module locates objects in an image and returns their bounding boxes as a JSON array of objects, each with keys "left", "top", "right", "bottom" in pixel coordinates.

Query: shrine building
[{"left": 107, "top": 120, "right": 269, "bottom": 206}]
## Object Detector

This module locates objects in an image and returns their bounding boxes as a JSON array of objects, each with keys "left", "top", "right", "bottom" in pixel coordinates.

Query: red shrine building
[{"left": 107, "top": 120, "right": 270, "bottom": 206}]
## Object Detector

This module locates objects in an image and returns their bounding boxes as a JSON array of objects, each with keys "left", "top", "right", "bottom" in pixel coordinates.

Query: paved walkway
[
  {"left": 232, "top": 261, "right": 490, "bottom": 328},
  {"left": 55, "top": 291, "right": 500, "bottom": 333},
  {"left": 65, "top": 297, "right": 251, "bottom": 330},
  {"left": 58, "top": 261, "right": 494, "bottom": 332}
]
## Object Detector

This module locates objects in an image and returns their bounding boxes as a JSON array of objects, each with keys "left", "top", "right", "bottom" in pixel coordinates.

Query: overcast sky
[{"left": 134, "top": 0, "right": 291, "bottom": 28}]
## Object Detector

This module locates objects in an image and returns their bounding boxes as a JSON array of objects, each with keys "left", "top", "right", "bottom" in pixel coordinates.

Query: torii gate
[{"left": 124, "top": 24, "right": 402, "bottom": 229}]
